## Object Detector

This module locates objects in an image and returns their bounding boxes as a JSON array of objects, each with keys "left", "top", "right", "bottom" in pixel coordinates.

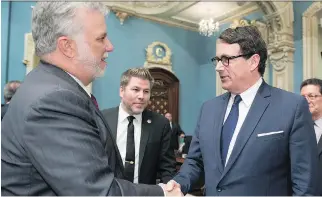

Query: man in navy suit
[{"left": 165, "top": 26, "right": 319, "bottom": 195}]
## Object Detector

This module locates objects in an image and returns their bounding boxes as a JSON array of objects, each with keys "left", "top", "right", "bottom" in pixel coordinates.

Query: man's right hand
[
  {"left": 159, "top": 181, "right": 182, "bottom": 196},
  {"left": 166, "top": 180, "right": 182, "bottom": 195}
]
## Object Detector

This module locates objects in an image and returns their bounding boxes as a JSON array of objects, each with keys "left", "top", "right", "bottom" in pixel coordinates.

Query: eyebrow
[{"left": 97, "top": 32, "right": 107, "bottom": 39}]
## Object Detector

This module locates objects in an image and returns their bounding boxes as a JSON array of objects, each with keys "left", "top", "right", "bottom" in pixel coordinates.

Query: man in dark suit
[
  {"left": 1, "top": 2, "right": 182, "bottom": 196},
  {"left": 1, "top": 80, "right": 21, "bottom": 120},
  {"left": 300, "top": 78, "right": 322, "bottom": 195},
  {"left": 165, "top": 113, "right": 185, "bottom": 150},
  {"left": 165, "top": 26, "right": 319, "bottom": 195},
  {"left": 101, "top": 68, "right": 176, "bottom": 185}
]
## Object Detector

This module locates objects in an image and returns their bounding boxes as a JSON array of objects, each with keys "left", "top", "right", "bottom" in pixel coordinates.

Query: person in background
[
  {"left": 1, "top": 2, "right": 182, "bottom": 196},
  {"left": 1, "top": 80, "right": 21, "bottom": 120},
  {"left": 101, "top": 68, "right": 176, "bottom": 185},
  {"left": 300, "top": 78, "right": 322, "bottom": 195},
  {"left": 165, "top": 113, "right": 185, "bottom": 151},
  {"left": 165, "top": 25, "right": 319, "bottom": 195}
]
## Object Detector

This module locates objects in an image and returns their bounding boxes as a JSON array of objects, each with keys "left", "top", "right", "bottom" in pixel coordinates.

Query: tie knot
[
  {"left": 90, "top": 94, "right": 99, "bottom": 109},
  {"left": 233, "top": 95, "right": 242, "bottom": 105},
  {"left": 127, "top": 116, "right": 135, "bottom": 123}
]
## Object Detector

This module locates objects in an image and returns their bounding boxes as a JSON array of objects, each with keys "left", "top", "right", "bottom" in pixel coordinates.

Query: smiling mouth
[{"left": 101, "top": 53, "right": 108, "bottom": 62}]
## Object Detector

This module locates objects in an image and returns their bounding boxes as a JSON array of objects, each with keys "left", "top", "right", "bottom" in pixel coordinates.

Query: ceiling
[{"left": 104, "top": 1, "right": 262, "bottom": 31}]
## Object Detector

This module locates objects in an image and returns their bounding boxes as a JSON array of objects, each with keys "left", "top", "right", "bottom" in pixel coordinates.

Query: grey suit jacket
[
  {"left": 101, "top": 107, "right": 176, "bottom": 184},
  {"left": 174, "top": 81, "right": 319, "bottom": 195},
  {"left": 1, "top": 103, "right": 9, "bottom": 120},
  {"left": 1, "top": 61, "right": 163, "bottom": 196}
]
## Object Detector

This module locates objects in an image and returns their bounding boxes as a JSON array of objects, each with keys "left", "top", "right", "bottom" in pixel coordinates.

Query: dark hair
[
  {"left": 4, "top": 80, "right": 21, "bottom": 102},
  {"left": 219, "top": 26, "right": 267, "bottom": 76},
  {"left": 300, "top": 78, "right": 322, "bottom": 94}
]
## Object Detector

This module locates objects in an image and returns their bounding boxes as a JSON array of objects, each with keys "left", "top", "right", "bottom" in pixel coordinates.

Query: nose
[
  {"left": 215, "top": 61, "right": 224, "bottom": 72},
  {"left": 137, "top": 91, "right": 144, "bottom": 99},
  {"left": 105, "top": 38, "right": 114, "bottom": 52}
]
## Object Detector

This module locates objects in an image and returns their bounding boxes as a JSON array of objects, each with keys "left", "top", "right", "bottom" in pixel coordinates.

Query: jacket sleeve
[
  {"left": 158, "top": 121, "right": 177, "bottom": 183},
  {"left": 173, "top": 103, "right": 205, "bottom": 194},
  {"left": 290, "top": 97, "right": 319, "bottom": 195},
  {"left": 23, "top": 89, "right": 163, "bottom": 196}
]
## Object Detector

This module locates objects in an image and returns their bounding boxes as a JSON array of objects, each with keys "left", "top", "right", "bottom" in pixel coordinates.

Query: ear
[
  {"left": 119, "top": 86, "right": 124, "bottom": 98},
  {"left": 249, "top": 54, "right": 260, "bottom": 72},
  {"left": 57, "top": 36, "right": 76, "bottom": 58}
]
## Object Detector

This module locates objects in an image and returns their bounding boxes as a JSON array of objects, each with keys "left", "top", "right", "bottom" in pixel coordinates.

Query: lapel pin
[{"left": 147, "top": 119, "right": 152, "bottom": 124}]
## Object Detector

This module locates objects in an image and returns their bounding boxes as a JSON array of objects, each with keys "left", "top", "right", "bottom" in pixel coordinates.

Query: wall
[
  {"left": 1, "top": 2, "right": 33, "bottom": 104},
  {"left": 1, "top": 1, "right": 12, "bottom": 103}
]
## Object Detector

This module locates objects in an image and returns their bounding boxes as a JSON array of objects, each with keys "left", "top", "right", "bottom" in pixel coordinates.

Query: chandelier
[{"left": 198, "top": 18, "right": 220, "bottom": 37}]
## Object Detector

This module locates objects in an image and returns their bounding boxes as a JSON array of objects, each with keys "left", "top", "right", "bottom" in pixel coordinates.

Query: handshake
[{"left": 159, "top": 180, "right": 183, "bottom": 196}]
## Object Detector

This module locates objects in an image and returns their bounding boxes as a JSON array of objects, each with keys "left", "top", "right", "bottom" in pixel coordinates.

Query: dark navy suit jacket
[{"left": 174, "top": 81, "right": 319, "bottom": 195}]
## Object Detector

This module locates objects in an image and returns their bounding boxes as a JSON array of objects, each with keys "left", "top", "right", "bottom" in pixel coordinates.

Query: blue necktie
[{"left": 221, "top": 95, "right": 242, "bottom": 164}]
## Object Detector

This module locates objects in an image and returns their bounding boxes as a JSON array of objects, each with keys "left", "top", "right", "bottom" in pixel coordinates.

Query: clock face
[{"left": 153, "top": 45, "right": 166, "bottom": 58}]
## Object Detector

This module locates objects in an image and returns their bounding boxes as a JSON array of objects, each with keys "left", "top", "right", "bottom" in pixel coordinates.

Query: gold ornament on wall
[
  {"left": 146, "top": 41, "right": 172, "bottom": 65},
  {"left": 115, "top": 11, "right": 130, "bottom": 25},
  {"left": 230, "top": 19, "right": 256, "bottom": 29}
]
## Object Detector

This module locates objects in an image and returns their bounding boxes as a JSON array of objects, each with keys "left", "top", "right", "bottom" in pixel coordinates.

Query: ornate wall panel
[{"left": 302, "top": 2, "right": 322, "bottom": 80}]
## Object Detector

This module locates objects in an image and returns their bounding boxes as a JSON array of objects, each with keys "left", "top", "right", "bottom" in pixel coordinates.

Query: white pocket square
[{"left": 257, "top": 130, "right": 284, "bottom": 137}]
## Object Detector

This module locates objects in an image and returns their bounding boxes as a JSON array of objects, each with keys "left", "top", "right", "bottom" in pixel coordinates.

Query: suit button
[{"left": 217, "top": 187, "right": 222, "bottom": 192}]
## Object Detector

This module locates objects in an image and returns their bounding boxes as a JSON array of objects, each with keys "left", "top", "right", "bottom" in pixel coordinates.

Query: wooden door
[{"left": 147, "top": 68, "right": 180, "bottom": 122}]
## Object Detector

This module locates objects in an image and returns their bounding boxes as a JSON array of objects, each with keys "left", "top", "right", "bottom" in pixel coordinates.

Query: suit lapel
[
  {"left": 138, "top": 110, "right": 152, "bottom": 174},
  {"left": 95, "top": 109, "right": 125, "bottom": 172},
  {"left": 39, "top": 61, "right": 125, "bottom": 175},
  {"left": 214, "top": 93, "right": 230, "bottom": 173},
  {"left": 221, "top": 82, "right": 271, "bottom": 178},
  {"left": 104, "top": 107, "right": 119, "bottom": 140}
]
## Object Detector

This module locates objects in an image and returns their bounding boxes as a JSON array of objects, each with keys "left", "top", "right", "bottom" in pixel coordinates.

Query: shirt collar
[
  {"left": 231, "top": 78, "right": 263, "bottom": 107},
  {"left": 119, "top": 102, "right": 142, "bottom": 123},
  {"left": 315, "top": 118, "right": 322, "bottom": 128},
  {"left": 66, "top": 72, "right": 91, "bottom": 96}
]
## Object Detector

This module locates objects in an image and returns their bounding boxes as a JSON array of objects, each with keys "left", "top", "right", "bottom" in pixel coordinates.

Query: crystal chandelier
[{"left": 198, "top": 18, "right": 220, "bottom": 37}]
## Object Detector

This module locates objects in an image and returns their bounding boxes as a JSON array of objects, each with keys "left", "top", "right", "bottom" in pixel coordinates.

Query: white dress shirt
[
  {"left": 314, "top": 118, "right": 322, "bottom": 143},
  {"left": 67, "top": 72, "right": 91, "bottom": 96},
  {"left": 117, "top": 103, "right": 142, "bottom": 183},
  {"left": 223, "top": 77, "right": 263, "bottom": 166}
]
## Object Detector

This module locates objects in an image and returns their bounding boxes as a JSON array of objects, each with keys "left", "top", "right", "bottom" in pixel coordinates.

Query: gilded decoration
[
  {"left": 230, "top": 19, "right": 256, "bottom": 29},
  {"left": 146, "top": 42, "right": 172, "bottom": 65}
]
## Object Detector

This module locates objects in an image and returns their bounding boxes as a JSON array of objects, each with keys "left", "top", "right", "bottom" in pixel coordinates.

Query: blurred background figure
[
  {"left": 300, "top": 78, "right": 322, "bottom": 195},
  {"left": 165, "top": 113, "right": 185, "bottom": 152},
  {"left": 1, "top": 80, "right": 21, "bottom": 120}
]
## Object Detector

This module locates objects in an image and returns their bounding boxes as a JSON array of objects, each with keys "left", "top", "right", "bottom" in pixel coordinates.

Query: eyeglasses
[
  {"left": 302, "top": 94, "right": 322, "bottom": 101},
  {"left": 211, "top": 53, "right": 253, "bottom": 67}
]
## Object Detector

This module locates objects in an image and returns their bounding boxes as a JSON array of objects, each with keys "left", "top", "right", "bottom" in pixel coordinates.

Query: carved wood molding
[
  {"left": 302, "top": 1, "right": 322, "bottom": 80},
  {"left": 266, "top": 2, "right": 295, "bottom": 92}
]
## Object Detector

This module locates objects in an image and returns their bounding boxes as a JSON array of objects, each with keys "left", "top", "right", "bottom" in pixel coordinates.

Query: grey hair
[
  {"left": 4, "top": 80, "right": 21, "bottom": 103},
  {"left": 32, "top": 2, "right": 109, "bottom": 57}
]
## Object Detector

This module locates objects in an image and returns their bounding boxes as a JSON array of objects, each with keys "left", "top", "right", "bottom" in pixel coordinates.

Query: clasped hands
[{"left": 159, "top": 180, "right": 183, "bottom": 196}]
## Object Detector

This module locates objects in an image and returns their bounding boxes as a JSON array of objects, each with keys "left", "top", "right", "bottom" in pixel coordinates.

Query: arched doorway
[{"left": 147, "top": 68, "right": 180, "bottom": 123}]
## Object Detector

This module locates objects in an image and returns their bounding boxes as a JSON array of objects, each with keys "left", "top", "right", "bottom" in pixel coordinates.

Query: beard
[{"left": 75, "top": 38, "right": 105, "bottom": 79}]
